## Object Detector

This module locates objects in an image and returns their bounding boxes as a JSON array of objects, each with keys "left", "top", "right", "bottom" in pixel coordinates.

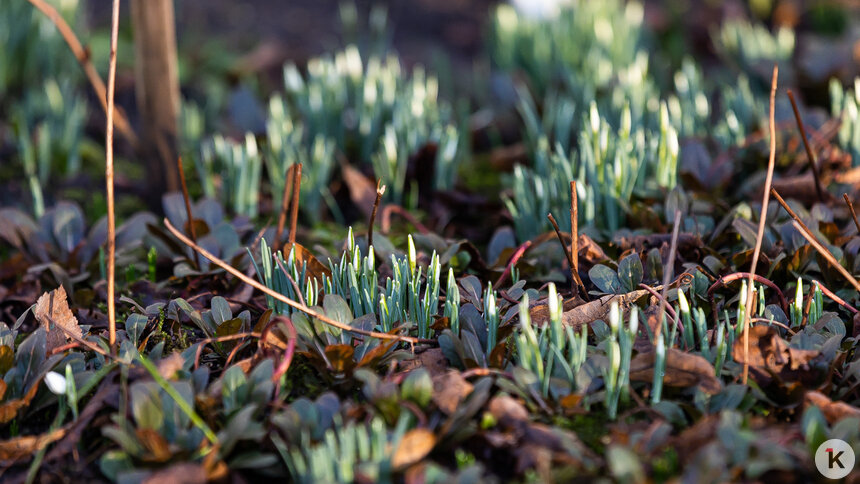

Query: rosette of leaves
[
  {"left": 0, "top": 202, "right": 156, "bottom": 290},
  {"left": 152, "top": 193, "right": 251, "bottom": 276},
  {"left": 288, "top": 294, "right": 412, "bottom": 381},
  {"left": 271, "top": 386, "right": 447, "bottom": 484},
  {"left": 0, "top": 327, "right": 66, "bottom": 427},
  {"left": 100, "top": 357, "right": 277, "bottom": 480},
  {"left": 438, "top": 277, "right": 525, "bottom": 369}
]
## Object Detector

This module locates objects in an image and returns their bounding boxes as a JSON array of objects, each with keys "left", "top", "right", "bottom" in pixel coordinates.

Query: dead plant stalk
[
  {"left": 742, "top": 65, "right": 779, "bottom": 385},
  {"left": 105, "top": 0, "right": 121, "bottom": 353}
]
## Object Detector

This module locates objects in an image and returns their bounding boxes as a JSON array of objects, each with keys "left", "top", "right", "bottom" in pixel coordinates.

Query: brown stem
[
  {"left": 791, "top": 220, "right": 860, "bottom": 294},
  {"left": 813, "top": 279, "right": 858, "bottom": 314},
  {"left": 654, "top": 210, "right": 682, "bottom": 344},
  {"left": 25, "top": 0, "right": 138, "bottom": 148},
  {"left": 706, "top": 272, "right": 789, "bottom": 316},
  {"left": 176, "top": 156, "right": 200, "bottom": 269},
  {"left": 743, "top": 65, "right": 778, "bottom": 385},
  {"left": 275, "top": 164, "right": 296, "bottom": 249},
  {"left": 164, "top": 218, "right": 427, "bottom": 344},
  {"left": 843, "top": 193, "right": 860, "bottom": 235},
  {"left": 380, "top": 205, "right": 431, "bottom": 234},
  {"left": 105, "top": 0, "right": 121, "bottom": 354},
  {"left": 787, "top": 89, "right": 824, "bottom": 202},
  {"left": 547, "top": 213, "right": 575, "bottom": 279},
  {"left": 771, "top": 188, "right": 815, "bottom": 236},
  {"left": 288, "top": 163, "right": 303, "bottom": 247},
  {"left": 368, "top": 179, "right": 385, "bottom": 248},
  {"left": 495, "top": 240, "right": 532, "bottom": 288}
]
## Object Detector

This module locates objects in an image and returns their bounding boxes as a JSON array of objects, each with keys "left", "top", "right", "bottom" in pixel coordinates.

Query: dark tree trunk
[{"left": 130, "top": 0, "right": 181, "bottom": 210}]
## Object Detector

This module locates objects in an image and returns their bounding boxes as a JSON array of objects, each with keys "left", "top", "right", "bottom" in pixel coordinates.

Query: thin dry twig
[
  {"left": 742, "top": 65, "right": 779, "bottom": 385},
  {"left": 654, "top": 210, "right": 682, "bottom": 344},
  {"left": 707, "top": 272, "right": 789, "bottom": 315},
  {"left": 164, "top": 218, "right": 426, "bottom": 344},
  {"left": 275, "top": 164, "right": 296, "bottom": 249},
  {"left": 547, "top": 213, "right": 576, "bottom": 279},
  {"left": 26, "top": 0, "right": 138, "bottom": 148},
  {"left": 570, "top": 180, "right": 586, "bottom": 297},
  {"left": 176, "top": 156, "right": 201, "bottom": 269},
  {"left": 105, "top": 0, "right": 121, "bottom": 354},
  {"left": 288, "top": 163, "right": 303, "bottom": 247},
  {"left": 495, "top": 240, "right": 532, "bottom": 287},
  {"left": 380, "top": 205, "right": 431, "bottom": 234},
  {"left": 813, "top": 278, "right": 859, "bottom": 314},
  {"left": 843, "top": 193, "right": 860, "bottom": 235},
  {"left": 771, "top": 188, "right": 815, "bottom": 235},
  {"left": 368, "top": 179, "right": 386, "bottom": 248},
  {"left": 787, "top": 89, "right": 824, "bottom": 202},
  {"left": 791, "top": 220, "right": 860, "bottom": 293}
]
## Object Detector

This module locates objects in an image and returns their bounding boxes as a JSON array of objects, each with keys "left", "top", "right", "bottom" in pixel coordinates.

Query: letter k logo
[{"left": 827, "top": 448, "right": 845, "bottom": 469}]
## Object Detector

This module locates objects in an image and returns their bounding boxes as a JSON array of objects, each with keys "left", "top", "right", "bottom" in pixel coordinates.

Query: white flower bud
[{"left": 45, "top": 371, "right": 67, "bottom": 395}]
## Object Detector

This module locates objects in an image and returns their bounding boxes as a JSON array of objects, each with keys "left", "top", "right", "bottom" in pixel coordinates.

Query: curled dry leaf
[
  {"left": 399, "top": 347, "right": 448, "bottom": 377},
  {"left": 531, "top": 289, "right": 651, "bottom": 330},
  {"left": 0, "top": 426, "right": 67, "bottom": 462},
  {"left": 629, "top": 348, "right": 722, "bottom": 394},
  {"left": 432, "top": 370, "right": 473, "bottom": 415},
  {"left": 342, "top": 163, "right": 377, "bottom": 219},
  {"left": 804, "top": 391, "right": 860, "bottom": 424},
  {"left": 0, "top": 378, "right": 42, "bottom": 424},
  {"left": 283, "top": 242, "right": 332, "bottom": 282},
  {"left": 488, "top": 395, "right": 529, "bottom": 426},
  {"left": 732, "top": 325, "right": 820, "bottom": 383},
  {"left": 392, "top": 428, "right": 436, "bottom": 470},
  {"left": 33, "top": 286, "right": 82, "bottom": 352}
]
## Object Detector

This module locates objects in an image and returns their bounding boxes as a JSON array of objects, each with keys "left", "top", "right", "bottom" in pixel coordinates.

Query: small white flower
[{"left": 44, "top": 371, "right": 67, "bottom": 395}]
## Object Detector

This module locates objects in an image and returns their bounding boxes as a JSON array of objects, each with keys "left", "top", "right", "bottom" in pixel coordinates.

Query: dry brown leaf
[
  {"left": 488, "top": 395, "right": 529, "bottom": 425},
  {"left": 0, "top": 378, "right": 42, "bottom": 424},
  {"left": 283, "top": 242, "right": 332, "bottom": 282},
  {"left": 531, "top": 289, "right": 651, "bottom": 331},
  {"left": 137, "top": 428, "right": 173, "bottom": 463},
  {"left": 804, "top": 391, "right": 860, "bottom": 424},
  {"left": 398, "top": 347, "right": 448, "bottom": 377},
  {"left": 33, "top": 286, "right": 82, "bottom": 352},
  {"left": 142, "top": 462, "right": 208, "bottom": 484},
  {"left": 432, "top": 370, "right": 473, "bottom": 415},
  {"left": 342, "top": 163, "right": 377, "bottom": 218},
  {"left": 732, "top": 325, "right": 819, "bottom": 383},
  {"left": 629, "top": 348, "right": 722, "bottom": 394},
  {"left": 0, "top": 426, "right": 67, "bottom": 462},
  {"left": 0, "top": 346, "right": 12, "bottom": 375},
  {"left": 392, "top": 428, "right": 436, "bottom": 470}
]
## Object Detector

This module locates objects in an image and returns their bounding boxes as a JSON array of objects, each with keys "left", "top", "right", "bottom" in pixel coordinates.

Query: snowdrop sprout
[{"left": 45, "top": 371, "right": 67, "bottom": 395}]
